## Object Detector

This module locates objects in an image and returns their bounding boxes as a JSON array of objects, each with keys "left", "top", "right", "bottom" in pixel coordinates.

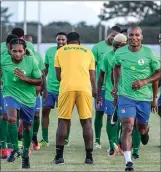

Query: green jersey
[
  {"left": 2, "top": 54, "right": 42, "bottom": 107},
  {"left": 92, "top": 40, "right": 113, "bottom": 89},
  {"left": 34, "top": 51, "right": 45, "bottom": 71},
  {"left": 114, "top": 45, "right": 161, "bottom": 101},
  {"left": 45, "top": 46, "right": 59, "bottom": 93},
  {"left": 101, "top": 50, "right": 115, "bottom": 101}
]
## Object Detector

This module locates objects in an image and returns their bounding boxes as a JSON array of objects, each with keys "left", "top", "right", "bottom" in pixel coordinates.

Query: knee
[
  {"left": 138, "top": 127, "right": 148, "bottom": 135},
  {"left": 107, "top": 115, "right": 112, "bottom": 121},
  {"left": 122, "top": 123, "right": 134, "bottom": 134},
  {"left": 8, "top": 117, "right": 17, "bottom": 124},
  {"left": 1, "top": 115, "right": 8, "bottom": 121},
  {"left": 23, "top": 122, "right": 32, "bottom": 132},
  {"left": 42, "top": 107, "right": 50, "bottom": 116},
  {"left": 34, "top": 113, "right": 40, "bottom": 120}
]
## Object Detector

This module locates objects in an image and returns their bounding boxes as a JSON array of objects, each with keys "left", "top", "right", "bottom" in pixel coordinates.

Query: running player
[
  {"left": 92, "top": 26, "right": 121, "bottom": 149},
  {"left": 0, "top": 34, "right": 19, "bottom": 159},
  {"left": 24, "top": 35, "right": 46, "bottom": 150},
  {"left": 39, "top": 32, "right": 68, "bottom": 147},
  {"left": 112, "top": 26, "right": 161, "bottom": 171},
  {"left": 52, "top": 32, "right": 96, "bottom": 164},
  {"left": 97, "top": 33, "right": 127, "bottom": 156},
  {"left": 2, "top": 38, "right": 42, "bottom": 168}
]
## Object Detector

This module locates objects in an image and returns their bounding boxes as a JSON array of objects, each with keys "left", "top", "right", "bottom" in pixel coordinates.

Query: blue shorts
[
  {"left": 4, "top": 96, "right": 34, "bottom": 124},
  {"left": 118, "top": 96, "right": 151, "bottom": 124},
  {"left": 104, "top": 99, "right": 115, "bottom": 116},
  {"left": 34, "top": 96, "right": 41, "bottom": 113},
  {"left": 0, "top": 89, "right": 6, "bottom": 115},
  {"left": 95, "top": 90, "right": 105, "bottom": 112},
  {"left": 158, "top": 94, "right": 161, "bottom": 107},
  {"left": 42, "top": 91, "right": 58, "bottom": 108}
]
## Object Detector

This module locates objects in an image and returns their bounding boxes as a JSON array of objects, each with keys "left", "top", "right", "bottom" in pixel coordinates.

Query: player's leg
[
  {"left": 4, "top": 97, "right": 21, "bottom": 163},
  {"left": 105, "top": 99, "right": 117, "bottom": 156},
  {"left": 118, "top": 96, "right": 136, "bottom": 171},
  {"left": 40, "top": 92, "right": 54, "bottom": 146},
  {"left": 158, "top": 95, "right": 161, "bottom": 117},
  {"left": 77, "top": 91, "right": 93, "bottom": 164},
  {"left": 94, "top": 90, "right": 105, "bottom": 149},
  {"left": 21, "top": 103, "right": 34, "bottom": 169},
  {"left": 32, "top": 96, "right": 41, "bottom": 150},
  {"left": 136, "top": 101, "right": 151, "bottom": 145},
  {"left": 132, "top": 120, "right": 141, "bottom": 159},
  {"left": 52, "top": 91, "right": 74, "bottom": 164}
]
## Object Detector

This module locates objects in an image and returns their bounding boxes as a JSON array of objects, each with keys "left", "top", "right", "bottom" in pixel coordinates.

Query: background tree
[
  {"left": 1, "top": 6, "right": 12, "bottom": 23},
  {"left": 99, "top": 1, "right": 161, "bottom": 26}
]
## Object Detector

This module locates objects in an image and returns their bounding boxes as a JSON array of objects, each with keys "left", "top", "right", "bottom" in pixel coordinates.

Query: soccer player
[
  {"left": 112, "top": 26, "right": 161, "bottom": 171},
  {"left": 97, "top": 33, "right": 127, "bottom": 156},
  {"left": 0, "top": 34, "right": 19, "bottom": 159},
  {"left": 39, "top": 32, "right": 68, "bottom": 146},
  {"left": 24, "top": 35, "right": 46, "bottom": 150},
  {"left": 2, "top": 38, "right": 42, "bottom": 168},
  {"left": 92, "top": 26, "right": 121, "bottom": 149},
  {"left": 52, "top": 32, "right": 96, "bottom": 164}
]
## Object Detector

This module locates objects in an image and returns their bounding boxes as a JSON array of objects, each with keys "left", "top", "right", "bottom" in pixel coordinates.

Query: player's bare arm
[{"left": 55, "top": 67, "right": 61, "bottom": 81}]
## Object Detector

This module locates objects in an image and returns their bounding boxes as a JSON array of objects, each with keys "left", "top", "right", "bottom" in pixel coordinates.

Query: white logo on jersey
[
  {"left": 138, "top": 59, "right": 144, "bottom": 65},
  {"left": 121, "top": 109, "right": 125, "bottom": 113}
]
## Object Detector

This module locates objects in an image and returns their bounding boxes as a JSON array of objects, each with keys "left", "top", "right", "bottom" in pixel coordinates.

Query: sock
[
  {"left": 0, "top": 119, "right": 8, "bottom": 149},
  {"left": 42, "top": 128, "right": 48, "bottom": 142},
  {"left": 112, "top": 123, "right": 118, "bottom": 145},
  {"left": 8, "top": 123, "right": 19, "bottom": 152},
  {"left": 86, "top": 148, "right": 93, "bottom": 159},
  {"left": 132, "top": 126, "right": 141, "bottom": 155},
  {"left": 94, "top": 111, "right": 104, "bottom": 144},
  {"left": 33, "top": 119, "right": 40, "bottom": 138},
  {"left": 56, "top": 145, "right": 64, "bottom": 159},
  {"left": 7, "top": 132, "right": 13, "bottom": 149},
  {"left": 23, "top": 128, "right": 33, "bottom": 158},
  {"left": 117, "top": 120, "right": 121, "bottom": 144},
  {"left": 106, "top": 119, "right": 115, "bottom": 150},
  {"left": 124, "top": 151, "right": 132, "bottom": 164},
  {"left": 65, "top": 129, "right": 70, "bottom": 142}
]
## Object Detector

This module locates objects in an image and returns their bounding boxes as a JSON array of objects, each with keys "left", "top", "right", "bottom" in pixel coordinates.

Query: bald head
[{"left": 127, "top": 26, "right": 142, "bottom": 35}]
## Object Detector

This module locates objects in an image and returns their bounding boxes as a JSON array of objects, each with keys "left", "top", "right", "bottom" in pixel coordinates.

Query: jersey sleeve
[
  {"left": 101, "top": 54, "right": 108, "bottom": 72},
  {"left": 113, "top": 50, "right": 122, "bottom": 66},
  {"left": 54, "top": 50, "right": 61, "bottom": 68},
  {"left": 91, "top": 45, "right": 98, "bottom": 62},
  {"left": 31, "top": 59, "right": 42, "bottom": 79},
  {"left": 150, "top": 50, "right": 161, "bottom": 72},
  {"left": 89, "top": 51, "right": 95, "bottom": 70}
]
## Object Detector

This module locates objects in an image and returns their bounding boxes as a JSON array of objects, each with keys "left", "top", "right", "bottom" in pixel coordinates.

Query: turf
[{"left": 1, "top": 108, "right": 160, "bottom": 171}]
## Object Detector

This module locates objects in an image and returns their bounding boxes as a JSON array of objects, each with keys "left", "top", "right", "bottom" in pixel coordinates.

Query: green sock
[
  {"left": 65, "top": 129, "right": 70, "bottom": 142},
  {"left": 23, "top": 128, "right": 33, "bottom": 158},
  {"left": 7, "top": 131, "right": 13, "bottom": 149},
  {"left": 112, "top": 123, "right": 118, "bottom": 144},
  {"left": 106, "top": 120, "right": 114, "bottom": 150},
  {"left": 94, "top": 111, "right": 104, "bottom": 144},
  {"left": 117, "top": 120, "right": 121, "bottom": 144},
  {"left": 132, "top": 126, "right": 141, "bottom": 155},
  {"left": 42, "top": 128, "right": 48, "bottom": 142},
  {"left": 0, "top": 118, "right": 8, "bottom": 149},
  {"left": 33, "top": 119, "right": 40, "bottom": 137},
  {"left": 8, "top": 123, "right": 19, "bottom": 152}
]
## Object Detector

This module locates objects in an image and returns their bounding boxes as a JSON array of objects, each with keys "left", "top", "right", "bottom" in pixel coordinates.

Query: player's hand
[
  {"left": 92, "top": 87, "right": 97, "bottom": 99},
  {"left": 14, "top": 68, "right": 26, "bottom": 81},
  {"left": 96, "top": 95, "right": 102, "bottom": 109},
  {"left": 151, "top": 98, "right": 158, "bottom": 113},
  {"left": 43, "top": 89, "right": 48, "bottom": 102},
  {"left": 111, "top": 86, "right": 118, "bottom": 97},
  {"left": 36, "top": 86, "right": 42, "bottom": 96},
  {"left": 132, "top": 80, "right": 147, "bottom": 90}
]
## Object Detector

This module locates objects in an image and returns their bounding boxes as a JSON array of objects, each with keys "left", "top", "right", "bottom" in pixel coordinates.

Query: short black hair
[
  {"left": 6, "top": 34, "right": 19, "bottom": 44},
  {"left": 121, "top": 29, "right": 128, "bottom": 33},
  {"left": 67, "top": 32, "right": 80, "bottom": 43},
  {"left": 109, "top": 26, "right": 121, "bottom": 33},
  {"left": 56, "top": 32, "right": 67, "bottom": 37},
  {"left": 11, "top": 28, "right": 24, "bottom": 38},
  {"left": 128, "top": 25, "right": 142, "bottom": 34}
]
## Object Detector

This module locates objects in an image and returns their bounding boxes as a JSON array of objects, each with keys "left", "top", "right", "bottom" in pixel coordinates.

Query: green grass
[{"left": 1, "top": 108, "right": 161, "bottom": 171}]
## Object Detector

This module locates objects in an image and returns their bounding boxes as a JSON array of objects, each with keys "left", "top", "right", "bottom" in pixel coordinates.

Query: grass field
[{"left": 1, "top": 108, "right": 161, "bottom": 171}]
